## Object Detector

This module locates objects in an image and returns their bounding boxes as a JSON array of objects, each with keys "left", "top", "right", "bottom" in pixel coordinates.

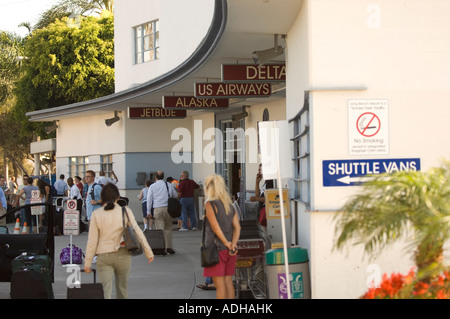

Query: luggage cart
[
  {"left": 233, "top": 220, "right": 269, "bottom": 299},
  {"left": 235, "top": 238, "right": 267, "bottom": 299}
]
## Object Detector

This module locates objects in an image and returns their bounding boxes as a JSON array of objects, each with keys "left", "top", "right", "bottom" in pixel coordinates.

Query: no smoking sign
[
  {"left": 348, "top": 99, "right": 389, "bottom": 155},
  {"left": 357, "top": 112, "right": 381, "bottom": 137},
  {"left": 67, "top": 199, "right": 77, "bottom": 210}
]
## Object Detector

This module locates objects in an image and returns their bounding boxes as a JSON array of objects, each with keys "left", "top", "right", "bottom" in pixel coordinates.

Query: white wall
[
  {"left": 287, "top": 0, "right": 450, "bottom": 298},
  {"left": 115, "top": 0, "right": 215, "bottom": 91}
]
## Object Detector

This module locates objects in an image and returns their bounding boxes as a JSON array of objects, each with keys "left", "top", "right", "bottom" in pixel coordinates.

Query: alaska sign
[
  {"left": 222, "top": 64, "right": 286, "bottom": 82},
  {"left": 128, "top": 107, "right": 186, "bottom": 119},
  {"left": 195, "top": 82, "right": 271, "bottom": 98},
  {"left": 163, "top": 96, "right": 229, "bottom": 109}
]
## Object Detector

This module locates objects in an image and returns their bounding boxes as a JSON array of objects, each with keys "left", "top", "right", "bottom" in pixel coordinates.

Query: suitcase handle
[{"left": 81, "top": 268, "right": 97, "bottom": 283}]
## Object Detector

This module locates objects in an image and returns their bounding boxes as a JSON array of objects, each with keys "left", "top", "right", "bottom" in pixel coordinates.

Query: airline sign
[
  {"left": 195, "top": 82, "right": 271, "bottom": 98},
  {"left": 322, "top": 158, "right": 421, "bottom": 187},
  {"left": 128, "top": 107, "right": 186, "bottom": 119},
  {"left": 221, "top": 64, "right": 286, "bottom": 82},
  {"left": 162, "top": 96, "right": 229, "bottom": 109}
]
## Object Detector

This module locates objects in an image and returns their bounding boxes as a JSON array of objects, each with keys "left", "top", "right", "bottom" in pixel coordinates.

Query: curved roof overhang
[{"left": 27, "top": 0, "right": 303, "bottom": 122}]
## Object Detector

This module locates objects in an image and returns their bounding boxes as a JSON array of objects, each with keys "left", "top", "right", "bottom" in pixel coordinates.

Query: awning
[{"left": 27, "top": 0, "right": 302, "bottom": 122}]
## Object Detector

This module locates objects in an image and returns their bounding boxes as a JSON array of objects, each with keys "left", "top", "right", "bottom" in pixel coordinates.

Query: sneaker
[
  {"left": 191, "top": 227, "right": 199, "bottom": 231},
  {"left": 179, "top": 228, "right": 189, "bottom": 232}
]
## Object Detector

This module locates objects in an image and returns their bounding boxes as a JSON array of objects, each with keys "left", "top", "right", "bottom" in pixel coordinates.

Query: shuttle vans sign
[{"left": 322, "top": 158, "right": 420, "bottom": 187}]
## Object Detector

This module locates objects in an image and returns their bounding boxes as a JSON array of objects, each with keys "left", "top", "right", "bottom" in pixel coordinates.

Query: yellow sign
[{"left": 264, "top": 189, "right": 289, "bottom": 219}]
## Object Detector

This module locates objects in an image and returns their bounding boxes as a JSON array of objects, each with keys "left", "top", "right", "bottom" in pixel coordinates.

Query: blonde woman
[{"left": 202, "top": 174, "right": 241, "bottom": 299}]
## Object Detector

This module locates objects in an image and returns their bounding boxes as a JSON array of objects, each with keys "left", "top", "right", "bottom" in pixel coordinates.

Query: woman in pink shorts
[{"left": 202, "top": 174, "right": 241, "bottom": 299}]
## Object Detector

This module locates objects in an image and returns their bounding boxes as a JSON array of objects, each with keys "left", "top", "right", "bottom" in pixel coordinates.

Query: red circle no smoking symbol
[
  {"left": 67, "top": 201, "right": 77, "bottom": 210},
  {"left": 356, "top": 112, "right": 381, "bottom": 137}
]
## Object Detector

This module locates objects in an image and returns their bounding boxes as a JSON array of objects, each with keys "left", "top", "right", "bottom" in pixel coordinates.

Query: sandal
[{"left": 196, "top": 283, "right": 216, "bottom": 290}]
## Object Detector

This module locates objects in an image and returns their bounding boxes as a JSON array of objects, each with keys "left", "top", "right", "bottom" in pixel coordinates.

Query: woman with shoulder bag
[
  {"left": 84, "top": 183, "right": 154, "bottom": 299},
  {"left": 203, "top": 174, "right": 241, "bottom": 299}
]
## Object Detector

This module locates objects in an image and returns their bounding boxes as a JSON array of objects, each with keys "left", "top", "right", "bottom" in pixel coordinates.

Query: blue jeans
[{"left": 180, "top": 197, "right": 197, "bottom": 229}]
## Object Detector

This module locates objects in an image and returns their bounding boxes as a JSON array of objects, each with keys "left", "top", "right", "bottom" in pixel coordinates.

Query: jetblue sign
[{"left": 323, "top": 158, "right": 421, "bottom": 187}]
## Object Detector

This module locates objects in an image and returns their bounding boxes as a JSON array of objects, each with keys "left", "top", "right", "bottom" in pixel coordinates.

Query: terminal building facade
[{"left": 27, "top": 0, "right": 450, "bottom": 298}]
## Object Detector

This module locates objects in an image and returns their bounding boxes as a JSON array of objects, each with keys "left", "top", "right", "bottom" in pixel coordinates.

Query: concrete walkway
[{"left": 0, "top": 224, "right": 216, "bottom": 299}]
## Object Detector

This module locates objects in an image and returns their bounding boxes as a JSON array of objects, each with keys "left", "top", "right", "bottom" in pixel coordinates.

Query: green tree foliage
[
  {"left": 0, "top": 31, "right": 24, "bottom": 106},
  {"left": 0, "top": 31, "right": 30, "bottom": 174},
  {"left": 35, "top": 0, "right": 114, "bottom": 30},
  {"left": 334, "top": 161, "right": 450, "bottom": 280},
  {"left": 12, "top": 14, "right": 114, "bottom": 138}
]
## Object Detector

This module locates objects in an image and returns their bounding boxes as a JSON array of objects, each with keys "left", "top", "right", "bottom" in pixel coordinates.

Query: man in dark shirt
[{"left": 177, "top": 171, "right": 199, "bottom": 231}]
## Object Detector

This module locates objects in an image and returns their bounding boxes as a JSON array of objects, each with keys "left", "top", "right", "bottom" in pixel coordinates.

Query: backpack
[
  {"left": 89, "top": 183, "right": 102, "bottom": 201},
  {"left": 60, "top": 244, "right": 85, "bottom": 265},
  {"left": 50, "top": 185, "right": 58, "bottom": 197}
]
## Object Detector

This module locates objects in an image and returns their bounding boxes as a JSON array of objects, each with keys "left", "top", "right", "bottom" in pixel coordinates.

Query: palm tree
[
  {"left": 34, "top": 0, "right": 114, "bottom": 30},
  {"left": 334, "top": 161, "right": 450, "bottom": 281}
]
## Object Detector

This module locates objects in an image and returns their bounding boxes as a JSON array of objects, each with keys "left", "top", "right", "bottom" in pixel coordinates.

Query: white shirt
[
  {"left": 54, "top": 179, "right": 68, "bottom": 195},
  {"left": 70, "top": 184, "right": 82, "bottom": 199},
  {"left": 146, "top": 180, "right": 177, "bottom": 212},
  {"left": 95, "top": 176, "right": 117, "bottom": 185}
]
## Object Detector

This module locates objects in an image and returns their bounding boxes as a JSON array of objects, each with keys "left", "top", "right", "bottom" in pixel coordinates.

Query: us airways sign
[
  {"left": 221, "top": 64, "right": 286, "bottom": 82},
  {"left": 195, "top": 82, "right": 271, "bottom": 98}
]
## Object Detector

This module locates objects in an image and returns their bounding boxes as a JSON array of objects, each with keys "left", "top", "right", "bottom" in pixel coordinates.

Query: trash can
[{"left": 265, "top": 246, "right": 311, "bottom": 299}]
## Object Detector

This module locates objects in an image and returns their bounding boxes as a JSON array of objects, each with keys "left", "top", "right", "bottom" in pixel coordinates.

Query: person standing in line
[
  {"left": 96, "top": 171, "right": 118, "bottom": 186},
  {"left": 167, "top": 177, "right": 182, "bottom": 229},
  {"left": 16, "top": 177, "right": 39, "bottom": 233},
  {"left": 0, "top": 175, "right": 8, "bottom": 228},
  {"left": 84, "top": 183, "right": 154, "bottom": 299},
  {"left": 74, "top": 176, "right": 84, "bottom": 197},
  {"left": 54, "top": 174, "right": 69, "bottom": 197},
  {"left": 15, "top": 175, "right": 29, "bottom": 226},
  {"left": 177, "top": 170, "right": 199, "bottom": 231},
  {"left": 146, "top": 171, "right": 177, "bottom": 255},
  {"left": 85, "top": 170, "right": 103, "bottom": 222},
  {"left": 202, "top": 174, "right": 241, "bottom": 299},
  {"left": 8, "top": 176, "right": 18, "bottom": 200},
  {"left": 250, "top": 164, "right": 274, "bottom": 227},
  {"left": 138, "top": 179, "right": 152, "bottom": 230},
  {"left": 68, "top": 177, "right": 83, "bottom": 211}
]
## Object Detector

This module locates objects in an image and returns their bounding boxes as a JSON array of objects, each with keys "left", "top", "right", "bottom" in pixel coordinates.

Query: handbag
[
  {"left": 122, "top": 207, "right": 143, "bottom": 256},
  {"left": 165, "top": 182, "right": 182, "bottom": 218},
  {"left": 200, "top": 202, "right": 219, "bottom": 268},
  {"left": 60, "top": 244, "right": 85, "bottom": 264}
]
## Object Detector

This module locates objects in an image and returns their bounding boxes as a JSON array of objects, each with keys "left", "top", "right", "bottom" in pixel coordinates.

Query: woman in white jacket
[{"left": 84, "top": 183, "right": 154, "bottom": 299}]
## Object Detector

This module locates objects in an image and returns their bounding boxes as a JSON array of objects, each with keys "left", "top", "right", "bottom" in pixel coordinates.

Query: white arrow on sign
[{"left": 337, "top": 176, "right": 375, "bottom": 185}]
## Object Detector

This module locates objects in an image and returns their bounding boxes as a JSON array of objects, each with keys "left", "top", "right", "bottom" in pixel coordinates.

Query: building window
[
  {"left": 69, "top": 156, "right": 89, "bottom": 177},
  {"left": 289, "top": 92, "right": 310, "bottom": 207},
  {"left": 100, "top": 154, "right": 114, "bottom": 178},
  {"left": 135, "top": 20, "right": 159, "bottom": 64}
]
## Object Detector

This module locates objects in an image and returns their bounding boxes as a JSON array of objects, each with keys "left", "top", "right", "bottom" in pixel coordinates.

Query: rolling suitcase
[
  {"left": 67, "top": 269, "right": 104, "bottom": 299},
  {"left": 11, "top": 253, "right": 54, "bottom": 299},
  {"left": 144, "top": 229, "right": 166, "bottom": 256}
]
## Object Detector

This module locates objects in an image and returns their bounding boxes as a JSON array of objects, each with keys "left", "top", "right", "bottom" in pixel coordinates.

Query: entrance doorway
[{"left": 216, "top": 111, "right": 247, "bottom": 202}]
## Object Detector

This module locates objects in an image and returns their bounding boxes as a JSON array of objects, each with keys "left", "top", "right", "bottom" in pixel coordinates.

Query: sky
[{"left": 0, "top": 0, "right": 59, "bottom": 37}]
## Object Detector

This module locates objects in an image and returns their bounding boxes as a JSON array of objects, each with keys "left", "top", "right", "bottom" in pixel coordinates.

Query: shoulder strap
[
  {"left": 122, "top": 206, "right": 130, "bottom": 227},
  {"left": 90, "top": 183, "right": 99, "bottom": 200},
  {"left": 202, "top": 201, "right": 218, "bottom": 244}
]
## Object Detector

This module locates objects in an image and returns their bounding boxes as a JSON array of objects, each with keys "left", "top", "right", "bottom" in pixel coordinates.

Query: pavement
[{"left": 0, "top": 222, "right": 216, "bottom": 299}]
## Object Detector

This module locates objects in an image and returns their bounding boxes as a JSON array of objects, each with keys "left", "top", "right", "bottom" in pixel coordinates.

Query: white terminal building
[{"left": 27, "top": 0, "right": 450, "bottom": 298}]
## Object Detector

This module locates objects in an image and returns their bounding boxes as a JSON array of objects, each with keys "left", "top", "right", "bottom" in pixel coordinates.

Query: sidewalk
[{"left": 0, "top": 224, "right": 216, "bottom": 299}]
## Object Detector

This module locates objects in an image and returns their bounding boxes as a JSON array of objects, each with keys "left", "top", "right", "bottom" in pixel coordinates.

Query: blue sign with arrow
[{"left": 322, "top": 158, "right": 421, "bottom": 187}]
